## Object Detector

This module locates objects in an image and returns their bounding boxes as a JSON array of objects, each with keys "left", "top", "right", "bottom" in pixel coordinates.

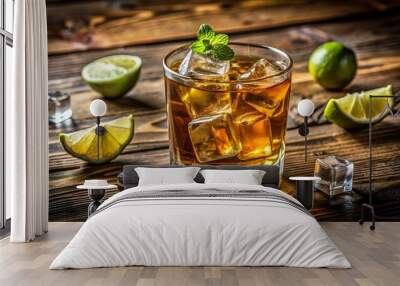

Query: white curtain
[{"left": 8, "top": 0, "right": 49, "bottom": 242}]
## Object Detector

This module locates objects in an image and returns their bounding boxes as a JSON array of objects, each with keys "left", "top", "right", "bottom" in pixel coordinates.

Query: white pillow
[
  {"left": 200, "top": 169, "right": 266, "bottom": 185},
  {"left": 135, "top": 167, "right": 200, "bottom": 186}
]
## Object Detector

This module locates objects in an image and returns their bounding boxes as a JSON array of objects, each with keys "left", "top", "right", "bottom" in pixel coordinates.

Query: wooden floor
[{"left": 0, "top": 222, "right": 399, "bottom": 286}]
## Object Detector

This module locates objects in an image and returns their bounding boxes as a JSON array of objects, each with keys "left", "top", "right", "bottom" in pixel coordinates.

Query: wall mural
[{"left": 47, "top": 0, "right": 400, "bottom": 222}]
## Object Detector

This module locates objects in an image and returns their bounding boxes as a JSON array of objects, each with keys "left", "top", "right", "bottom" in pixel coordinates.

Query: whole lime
[
  {"left": 82, "top": 55, "right": 142, "bottom": 99},
  {"left": 308, "top": 41, "right": 357, "bottom": 90}
]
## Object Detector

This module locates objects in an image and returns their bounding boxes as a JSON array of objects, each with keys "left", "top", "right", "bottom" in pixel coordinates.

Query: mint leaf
[
  {"left": 201, "top": 39, "right": 213, "bottom": 51},
  {"left": 191, "top": 40, "right": 206, "bottom": 54},
  {"left": 211, "top": 44, "right": 234, "bottom": 61},
  {"left": 211, "top": 34, "right": 229, "bottom": 46},
  {"left": 191, "top": 24, "right": 235, "bottom": 61},
  {"left": 197, "top": 24, "right": 215, "bottom": 40}
]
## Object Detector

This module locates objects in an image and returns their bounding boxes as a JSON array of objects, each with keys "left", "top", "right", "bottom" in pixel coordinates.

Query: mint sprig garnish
[
  {"left": 191, "top": 24, "right": 234, "bottom": 61},
  {"left": 197, "top": 24, "right": 215, "bottom": 41}
]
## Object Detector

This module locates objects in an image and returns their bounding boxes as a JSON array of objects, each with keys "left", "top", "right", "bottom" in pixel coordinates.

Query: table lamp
[
  {"left": 297, "top": 99, "right": 315, "bottom": 162},
  {"left": 89, "top": 99, "right": 107, "bottom": 160},
  {"left": 291, "top": 99, "right": 318, "bottom": 210}
]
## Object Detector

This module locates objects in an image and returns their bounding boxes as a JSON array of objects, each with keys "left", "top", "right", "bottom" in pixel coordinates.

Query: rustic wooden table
[{"left": 48, "top": 0, "right": 400, "bottom": 222}]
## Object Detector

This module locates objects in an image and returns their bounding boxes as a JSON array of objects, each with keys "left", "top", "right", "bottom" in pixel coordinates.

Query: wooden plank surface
[
  {"left": 47, "top": 0, "right": 400, "bottom": 54},
  {"left": 48, "top": 1, "right": 400, "bottom": 222}
]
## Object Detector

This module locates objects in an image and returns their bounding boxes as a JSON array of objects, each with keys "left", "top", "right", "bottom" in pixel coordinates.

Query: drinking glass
[{"left": 163, "top": 43, "right": 292, "bottom": 174}]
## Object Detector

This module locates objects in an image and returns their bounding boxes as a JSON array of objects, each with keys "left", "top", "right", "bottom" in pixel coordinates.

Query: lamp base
[
  {"left": 359, "top": 204, "right": 400, "bottom": 231},
  {"left": 359, "top": 203, "right": 375, "bottom": 231},
  {"left": 88, "top": 189, "right": 106, "bottom": 216}
]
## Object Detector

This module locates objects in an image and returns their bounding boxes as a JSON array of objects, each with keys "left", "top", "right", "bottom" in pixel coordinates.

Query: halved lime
[
  {"left": 60, "top": 115, "right": 134, "bottom": 164},
  {"left": 324, "top": 85, "right": 393, "bottom": 129},
  {"left": 82, "top": 55, "right": 142, "bottom": 99}
]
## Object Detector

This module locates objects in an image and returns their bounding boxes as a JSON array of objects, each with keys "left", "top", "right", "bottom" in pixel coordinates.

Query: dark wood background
[{"left": 47, "top": 0, "right": 400, "bottom": 222}]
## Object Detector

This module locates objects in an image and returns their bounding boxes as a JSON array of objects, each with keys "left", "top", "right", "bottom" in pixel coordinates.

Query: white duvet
[{"left": 50, "top": 183, "right": 350, "bottom": 269}]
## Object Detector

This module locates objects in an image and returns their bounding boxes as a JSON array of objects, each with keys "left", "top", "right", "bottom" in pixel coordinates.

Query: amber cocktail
[{"left": 163, "top": 43, "right": 292, "bottom": 172}]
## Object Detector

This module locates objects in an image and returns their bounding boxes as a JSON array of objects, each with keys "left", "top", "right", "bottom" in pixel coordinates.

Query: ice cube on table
[
  {"left": 188, "top": 113, "right": 240, "bottom": 163},
  {"left": 314, "top": 156, "right": 354, "bottom": 196},
  {"left": 239, "top": 58, "right": 282, "bottom": 80},
  {"left": 179, "top": 85, "right": 232, "bottom": 119},
  {"left": 178, "top": 50, "right": 230, "bottom": 81},
  {"left": 233, "top": 111, "right": 272, "bottom": 160}
]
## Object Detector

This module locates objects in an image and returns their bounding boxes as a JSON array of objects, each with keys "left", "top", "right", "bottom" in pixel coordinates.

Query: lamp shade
[
  {"left": 90, "top": 99, "right": 107, "bottom": 117},
  {"left": 297, "top": 99, "right": 315, "bottom": 117}
]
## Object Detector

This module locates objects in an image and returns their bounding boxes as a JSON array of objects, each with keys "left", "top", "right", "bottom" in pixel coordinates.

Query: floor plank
[{"left": 1, "top": 222, "right": 400, "bottom": 286}]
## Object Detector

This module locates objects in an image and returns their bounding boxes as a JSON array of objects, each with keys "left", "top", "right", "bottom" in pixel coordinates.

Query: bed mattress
[{"left": 50, "top": 183, "right": 350, "bottom": 269}]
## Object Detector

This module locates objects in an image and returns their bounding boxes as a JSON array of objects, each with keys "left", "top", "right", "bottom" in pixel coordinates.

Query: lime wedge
[
  {"left": 60, "top": 115, "right": 134, "bottom": 164},
  {"left": 82, "top": 55, "right": 142, "bottom": 99},
  {"left": 324, "top": 85, "right": 393, "bottom": 128}
]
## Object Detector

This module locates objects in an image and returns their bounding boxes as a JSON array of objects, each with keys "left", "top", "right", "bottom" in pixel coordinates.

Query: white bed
[{"left": 50, "top": 183, "right": 350, "bottom": 269}]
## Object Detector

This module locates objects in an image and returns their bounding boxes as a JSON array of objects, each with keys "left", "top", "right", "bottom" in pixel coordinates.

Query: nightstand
[{"left": 289, "top": 176, "right": 321, "bottom": 210}]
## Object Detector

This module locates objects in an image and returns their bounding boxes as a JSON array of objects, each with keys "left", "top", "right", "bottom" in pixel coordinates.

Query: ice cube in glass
[
  {"left": 239, "top": 58, "right": 281, "bottom": 80},
  {"left": 233, "top": 111, "right": 272, "bottom": 160},
  {"left": 178, "top": 84, "right": 232, "bottom": 119},
  {"left": 243, "top": 80, "right": 290, "bottom": 117},
  {"left": 188, "top": 113, "right": 240, "bottom": 162},
  {"left": 314, "top": 156, "right": 353, "bottom": 196},
  {"left": 178, "top": 50, "right": 230, "bottom": 81}
]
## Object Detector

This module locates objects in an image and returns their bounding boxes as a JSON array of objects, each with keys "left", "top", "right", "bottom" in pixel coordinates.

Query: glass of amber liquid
[{"left": 163, "top": 43, "right": 292, "bottom": 173}]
